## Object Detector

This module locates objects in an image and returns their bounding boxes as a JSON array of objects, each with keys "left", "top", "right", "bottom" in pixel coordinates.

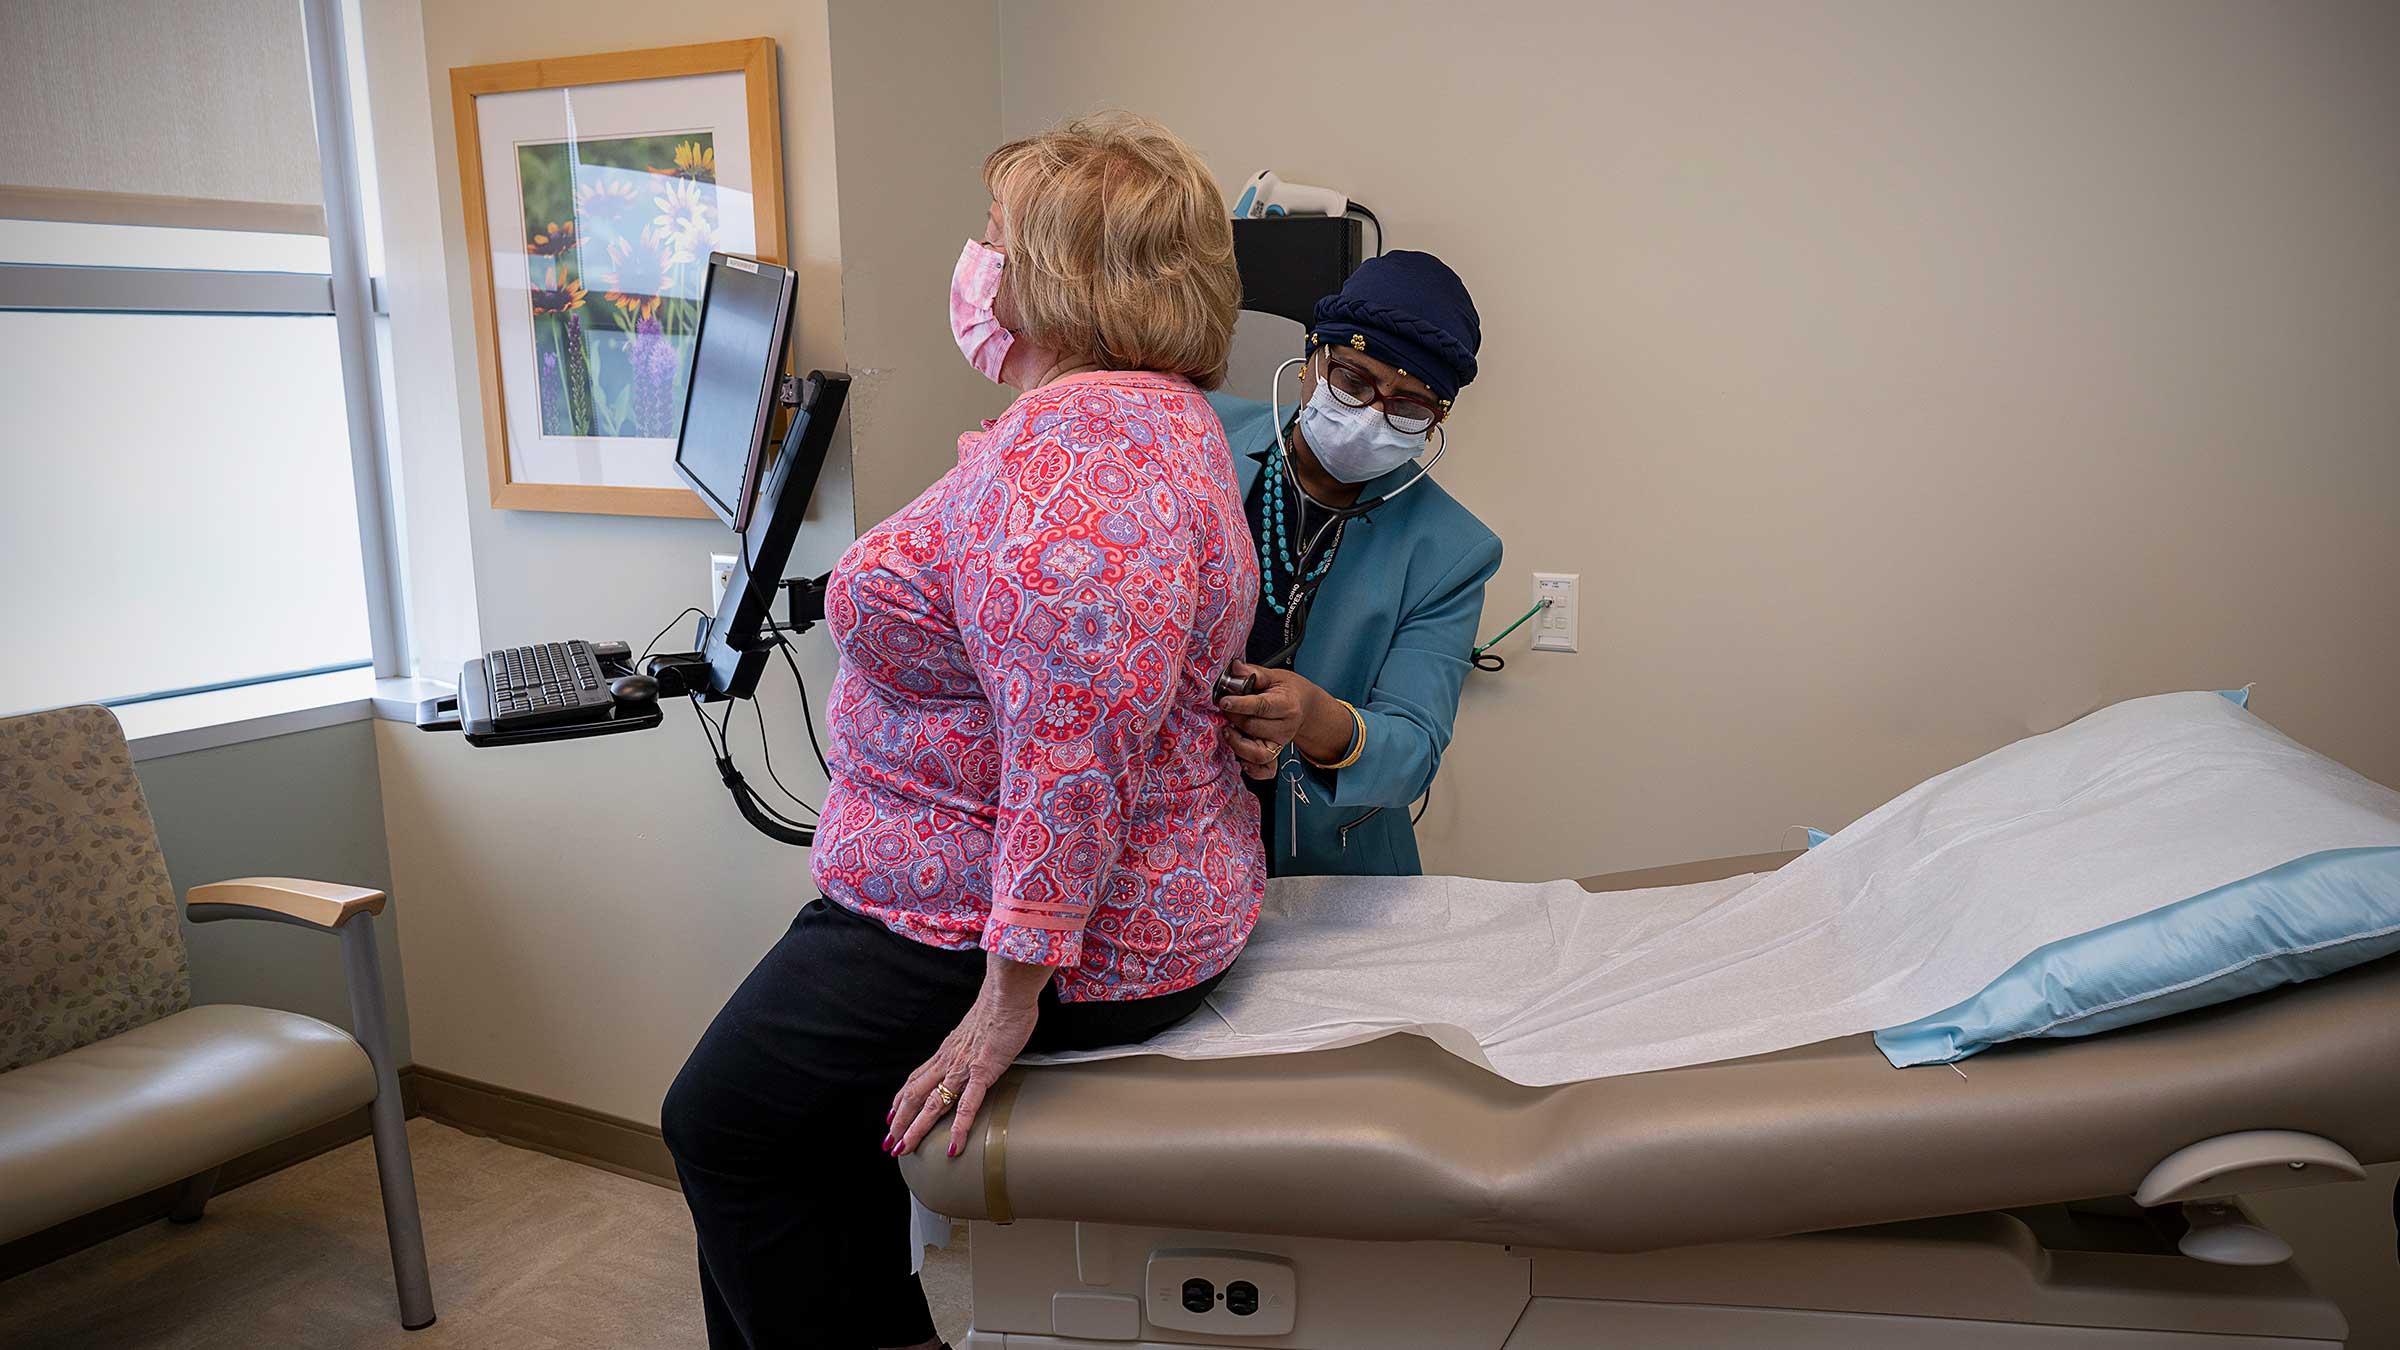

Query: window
[{"left": 0, "top": 0, "right": 398, "bottom": 718}]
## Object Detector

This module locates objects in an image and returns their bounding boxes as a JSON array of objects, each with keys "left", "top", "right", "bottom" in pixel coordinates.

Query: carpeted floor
[{"left": 0, "top": 1118, "right": 972, "bottom": 1349}]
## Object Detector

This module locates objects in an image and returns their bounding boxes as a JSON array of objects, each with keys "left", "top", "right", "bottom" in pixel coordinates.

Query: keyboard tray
[{"left": 415, "top": 656, "right": 664, "bottom": 748}]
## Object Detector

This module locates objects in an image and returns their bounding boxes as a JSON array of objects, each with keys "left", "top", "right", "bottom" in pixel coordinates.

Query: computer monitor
[{"left": 671, "top": 253, "right": 796, "bottom": 531}]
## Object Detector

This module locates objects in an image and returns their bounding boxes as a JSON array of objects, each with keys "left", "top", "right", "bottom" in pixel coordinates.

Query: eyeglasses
[{"left": 1318, "top": 352, "right": 1445, "bottom": 435}]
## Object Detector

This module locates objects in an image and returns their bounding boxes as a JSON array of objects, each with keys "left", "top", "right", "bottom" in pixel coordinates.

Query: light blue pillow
[{"left": 1875, "top": 846, "right": 2400, "bottom": 1066}]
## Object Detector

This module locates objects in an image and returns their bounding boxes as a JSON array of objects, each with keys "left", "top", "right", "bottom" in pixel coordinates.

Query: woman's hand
[
  {"left": 887, "top": 957, "right": 1052, "bottom": 1159},
  {"left": 1218, "top": 664, "right": 1357, "bottom": 767}
]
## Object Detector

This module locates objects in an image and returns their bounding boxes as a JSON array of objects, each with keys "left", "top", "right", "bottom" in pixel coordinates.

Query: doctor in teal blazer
[{"left": 1209, "top": 251, "right": 1501, "bottom": 877}]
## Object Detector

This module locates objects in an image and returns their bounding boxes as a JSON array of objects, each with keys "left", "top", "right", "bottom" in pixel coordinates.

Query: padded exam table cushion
[{"left": 903, "top": 853, "right": 2400, "bottom": 1255}]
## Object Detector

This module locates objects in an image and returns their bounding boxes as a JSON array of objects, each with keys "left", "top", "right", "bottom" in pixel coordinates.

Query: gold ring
[{"left": 932, "top": 1084, "right": 957, "bottom": 1108}]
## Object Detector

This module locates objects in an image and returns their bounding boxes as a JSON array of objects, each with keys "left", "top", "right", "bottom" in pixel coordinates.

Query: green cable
[{"left": 1473, "top": 599, "right": 1551, "bottom": 657}]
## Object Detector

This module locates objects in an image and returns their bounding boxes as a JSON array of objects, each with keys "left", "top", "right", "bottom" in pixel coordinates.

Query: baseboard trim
[
  {"left": 0, "top": 1068, "right": 422, "bottom": 1283},
  {"left": 411, "top": 1066, "right": 677, "bottom": 1190}
]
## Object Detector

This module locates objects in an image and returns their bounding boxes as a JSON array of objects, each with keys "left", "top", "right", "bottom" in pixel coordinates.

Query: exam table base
[{"left": 957, "top": 1207, "right": 2346, "bottom": 1348}]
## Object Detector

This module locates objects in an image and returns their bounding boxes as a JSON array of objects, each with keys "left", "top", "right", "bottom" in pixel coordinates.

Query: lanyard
[
  {"left": 1252, "top": 420, "right": 1349, "bottom": 671},
  {"left": 1264, "top": 522, "right": 1342, "bottom": 671}
]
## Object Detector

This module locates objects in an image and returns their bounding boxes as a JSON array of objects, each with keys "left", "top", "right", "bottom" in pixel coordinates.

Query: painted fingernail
[
  {"left": 948, "top": 1142, "right": 961, "bottom": 1158},
  {"left": 885, "top": 1108, "right": 895, "bottom": 1125},
  {"left": 880, "top": 1134, "right": 894, "bottom": 1152}
]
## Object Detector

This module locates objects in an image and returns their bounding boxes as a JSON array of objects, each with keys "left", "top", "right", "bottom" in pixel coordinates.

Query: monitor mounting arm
[
  {"left": 639, "top": 370, "right": 850, "bottom": 707},
  {"left": 640, "top": 573, "right": 827, "bottom": 702}
]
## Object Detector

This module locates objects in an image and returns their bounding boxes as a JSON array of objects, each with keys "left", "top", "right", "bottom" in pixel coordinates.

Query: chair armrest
[{"left": 187, "top": 877, "right": 387, "bottom": 931}]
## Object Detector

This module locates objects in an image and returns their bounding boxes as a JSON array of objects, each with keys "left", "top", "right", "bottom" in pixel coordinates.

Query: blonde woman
[{"left": 662, "top": 114, "right": 1261, "bottom": 1350}]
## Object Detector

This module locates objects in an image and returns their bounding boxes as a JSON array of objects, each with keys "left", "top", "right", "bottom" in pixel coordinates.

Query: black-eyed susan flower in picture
[
  {"left": 453, "top": 40, "right": 788, "bottom": 517},
  {"left": 515, "top": 134, "right": 718, "bottom": 439}
]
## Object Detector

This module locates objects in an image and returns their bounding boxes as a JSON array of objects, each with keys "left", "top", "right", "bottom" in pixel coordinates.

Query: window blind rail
[
  {"left": 0, "top": 185, "right": 327, "bottom": 236},
  {"left": 0, "top": 262, "right": 335, "bottom": 315}
]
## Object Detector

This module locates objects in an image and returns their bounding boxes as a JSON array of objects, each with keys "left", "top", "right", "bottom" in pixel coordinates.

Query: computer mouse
[{"left": 609, "top": 673, "right": 660, "bottom": 705}]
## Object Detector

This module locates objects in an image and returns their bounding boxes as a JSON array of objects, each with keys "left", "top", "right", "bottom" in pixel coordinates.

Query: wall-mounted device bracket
[{"left": 643, "top": 573, "right": 828, "bottom": 703}]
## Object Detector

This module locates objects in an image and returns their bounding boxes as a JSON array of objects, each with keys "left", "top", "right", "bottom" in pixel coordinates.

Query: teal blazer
[{"left": 1208, "top": 392, "right": 1503, "bottom": 876}]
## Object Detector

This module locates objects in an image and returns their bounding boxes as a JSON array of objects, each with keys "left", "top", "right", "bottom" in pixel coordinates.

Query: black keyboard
[{"left": 481, "top": 640, "right": 616, "bottom": 732}]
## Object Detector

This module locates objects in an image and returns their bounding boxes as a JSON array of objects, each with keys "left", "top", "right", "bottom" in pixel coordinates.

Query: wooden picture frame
[{"left": 451, "top": 39, "right": 786, "bottom": 517}]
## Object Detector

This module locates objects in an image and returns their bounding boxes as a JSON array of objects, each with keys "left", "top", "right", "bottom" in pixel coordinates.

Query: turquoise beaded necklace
[{"left": 1257, "top": 428, "right": 1346, "bottom": 619}]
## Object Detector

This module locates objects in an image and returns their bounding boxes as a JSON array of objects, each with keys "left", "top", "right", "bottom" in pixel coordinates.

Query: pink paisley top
[{"left": 812, "top": 370, "right": 1265, "bottom": 1001}]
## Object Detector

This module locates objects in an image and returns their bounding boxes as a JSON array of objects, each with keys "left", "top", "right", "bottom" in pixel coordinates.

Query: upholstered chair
[{"left": 0, "top": 704, "right": 433, "bottom": 1329}]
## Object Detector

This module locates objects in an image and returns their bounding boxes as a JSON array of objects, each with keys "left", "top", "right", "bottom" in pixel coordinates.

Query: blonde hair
[{"left": 984, "top": 112, "right": 1240, "bottom": 390}]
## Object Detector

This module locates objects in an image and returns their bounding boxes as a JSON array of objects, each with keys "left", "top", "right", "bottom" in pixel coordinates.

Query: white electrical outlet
[
  {"left": 709, "top": 554, "right": 738, "bottom": 612},
  {"left": 1144, "top": 1250, "right": 1297, "bottom": 1336},
  {"left": 1533, "top": 573, "right": 1579, "bottom": 652}
]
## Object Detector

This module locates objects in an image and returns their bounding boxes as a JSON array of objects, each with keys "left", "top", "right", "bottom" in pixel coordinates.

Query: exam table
[{"left": 904, "top": 851, "right": 2400, "bottom": 1348}]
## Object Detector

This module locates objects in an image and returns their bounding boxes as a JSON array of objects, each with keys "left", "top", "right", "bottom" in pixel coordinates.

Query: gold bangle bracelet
[{"left": 1305, "top": 699, "right": 1367, "bottom": 771}]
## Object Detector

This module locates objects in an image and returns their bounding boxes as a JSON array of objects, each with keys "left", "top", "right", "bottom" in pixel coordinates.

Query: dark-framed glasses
[{"left": 1319, "top": 353, "right": 1445, "bottom": 435}]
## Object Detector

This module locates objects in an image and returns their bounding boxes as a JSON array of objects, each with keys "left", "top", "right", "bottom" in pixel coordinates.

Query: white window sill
[{"left": 117, "top": 669, "right": 455, "bottom": 762}]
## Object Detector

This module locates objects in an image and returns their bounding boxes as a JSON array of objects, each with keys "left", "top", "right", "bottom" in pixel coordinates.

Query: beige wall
[
  {"left": 370, "top": 0, "right": 856, "bottom": 1122},
  {"left": 995, "top": 5, "right": 2400, "bottom": 1333},
  {"left": 146, "top": 721, "right": 410, "bottom": 1063},
  {"left": 827, "top": 0, "right": 1012, "bottom": 528},
  {"left": 365, "top": 0, "right": 2400, "bottom": 1115},
  {"left": 354, "top": 4, "right": 2400, "bottom": 1320},
  {"left": 999, "top": 0, "right": 2400, "bottom": 883}
]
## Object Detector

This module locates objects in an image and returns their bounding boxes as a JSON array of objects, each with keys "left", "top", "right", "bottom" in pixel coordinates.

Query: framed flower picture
[{"left": 451, "top": 39, "right": 786, "bottom": 516}]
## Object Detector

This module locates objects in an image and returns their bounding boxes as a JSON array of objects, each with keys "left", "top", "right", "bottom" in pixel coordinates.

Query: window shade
[{"left": 0, "top": 0, "right": 322, "bottom": 212}]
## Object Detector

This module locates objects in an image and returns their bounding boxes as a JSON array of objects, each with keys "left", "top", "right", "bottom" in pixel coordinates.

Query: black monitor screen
[{"left": 673, "top": 256, "right": 793, "bottom": 530}]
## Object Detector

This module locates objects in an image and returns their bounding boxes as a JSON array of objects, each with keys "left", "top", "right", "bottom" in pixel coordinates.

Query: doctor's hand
[
  {"left": 1218, "top": 663, "right": 1357, "bottom": 768},
  {"left": 1222, "top": 724, "right": 1283, "bottom": 779},
  {"left": 887, "top": 957, "right": 1050, "bottom": 1160}
]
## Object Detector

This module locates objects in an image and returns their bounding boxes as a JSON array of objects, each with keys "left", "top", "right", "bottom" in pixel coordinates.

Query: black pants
[{"left": 661, "top": 899, "right": 1222, "bottom": 1349}]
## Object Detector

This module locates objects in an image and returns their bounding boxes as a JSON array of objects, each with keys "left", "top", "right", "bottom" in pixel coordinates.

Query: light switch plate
[{"left": 1533, "top": 572, "right": 1579, "bottom": 652}]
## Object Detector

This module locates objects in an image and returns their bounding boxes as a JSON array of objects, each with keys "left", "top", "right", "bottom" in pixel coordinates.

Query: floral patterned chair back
[{"left": 0, "top": 705, "right": 190, "bottom": 1073}]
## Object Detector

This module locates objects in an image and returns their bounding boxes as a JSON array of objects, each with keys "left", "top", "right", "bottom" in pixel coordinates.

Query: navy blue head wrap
[{"left": 1308, "top": 250, "right": 1481, "bottom": 406}]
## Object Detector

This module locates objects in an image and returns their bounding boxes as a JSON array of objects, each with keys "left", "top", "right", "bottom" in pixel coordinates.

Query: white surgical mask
[{"left": 1297, "top": 380, "right": 1429, "bottom": 484}]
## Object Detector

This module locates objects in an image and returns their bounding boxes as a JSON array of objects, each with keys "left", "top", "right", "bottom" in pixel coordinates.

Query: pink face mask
[{"left": 949, "top": 239, "right": 1014, "bottom": 383}]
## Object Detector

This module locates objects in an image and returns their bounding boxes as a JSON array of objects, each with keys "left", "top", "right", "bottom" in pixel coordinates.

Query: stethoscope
[{"left": 1215, "top": 355, "right": 1447, "bottom": 697}]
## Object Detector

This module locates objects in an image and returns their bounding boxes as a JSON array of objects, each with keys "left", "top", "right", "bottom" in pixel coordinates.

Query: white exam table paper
[{"left": 1028, "top": 692, "right": 2400, "bottom": 1086}]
